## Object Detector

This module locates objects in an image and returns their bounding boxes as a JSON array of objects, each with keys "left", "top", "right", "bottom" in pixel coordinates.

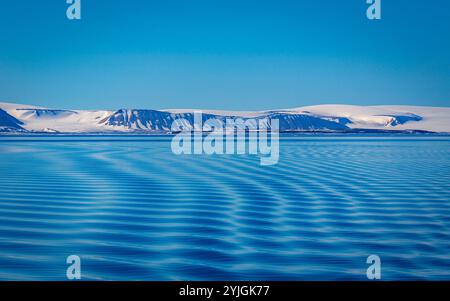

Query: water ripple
[{"left": 0, "top": 136, "right": 449, "bottom": 280}]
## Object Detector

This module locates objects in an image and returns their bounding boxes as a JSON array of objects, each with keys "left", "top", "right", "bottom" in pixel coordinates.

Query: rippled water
[{"left": 0, "top": 135, "right": 449, "bottom": 280}]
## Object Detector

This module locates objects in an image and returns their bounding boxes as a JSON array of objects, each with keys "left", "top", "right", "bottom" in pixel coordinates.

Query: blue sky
[{"left": 0, "top": 0, "right": 449, "bottom": 110}]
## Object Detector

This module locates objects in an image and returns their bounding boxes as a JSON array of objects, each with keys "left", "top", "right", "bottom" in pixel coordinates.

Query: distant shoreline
[{"left": 1, "top": 129, "right": 449, "bottom": 137}]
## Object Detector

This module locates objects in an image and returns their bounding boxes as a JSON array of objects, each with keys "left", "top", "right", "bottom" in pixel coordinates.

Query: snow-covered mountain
[{"left": 0, "top": 102, "right": 449, "bottom": 133}]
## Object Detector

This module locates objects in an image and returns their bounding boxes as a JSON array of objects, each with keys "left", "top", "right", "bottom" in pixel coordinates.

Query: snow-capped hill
[
  {"left": 289, "top": 105, "right": 449, "bottom": 132},
  {"left": 0, "top": 102, "right": 113, "bottom": 133},
  {"left": 0, "top": 102, "right": 449, "bottom": 133}
]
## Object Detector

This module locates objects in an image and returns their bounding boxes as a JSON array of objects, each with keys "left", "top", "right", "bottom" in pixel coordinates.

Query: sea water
[{"left": 0, "top": 134, "right": 449, "bottom": 280}]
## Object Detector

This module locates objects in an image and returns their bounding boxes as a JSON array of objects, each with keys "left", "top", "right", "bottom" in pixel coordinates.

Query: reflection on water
[{"left": 0, "top": 135, "right": 449, "bottom": 280}]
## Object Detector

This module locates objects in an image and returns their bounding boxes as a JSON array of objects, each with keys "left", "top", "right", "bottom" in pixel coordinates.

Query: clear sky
[{"left": 0, "top": 0, "right": 449, "bottom": 110}]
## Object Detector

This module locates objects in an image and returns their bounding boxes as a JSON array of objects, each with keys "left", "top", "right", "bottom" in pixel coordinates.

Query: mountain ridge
[{"left": 1, "top": 102, "right": 449, "bottom": 133}]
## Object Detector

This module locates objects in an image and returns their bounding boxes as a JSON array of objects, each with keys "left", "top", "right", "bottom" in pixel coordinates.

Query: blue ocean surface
[{"left": 0, "top": 134, "right": 449, "bottom": 280}]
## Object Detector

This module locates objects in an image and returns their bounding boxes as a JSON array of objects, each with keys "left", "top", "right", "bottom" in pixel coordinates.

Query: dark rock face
[
  {"left": 15, "top": 108, "right": 77, "bottom": 118},
  {"left": 265, "top": 113, "right": 349, "bottom": 131},
  {"left": 99, "top": 109, "right": 172, "bottom": 130},
  {"left": 99, "top": 109, "right": 350, "bottom": 132},
  {"left": 0, "top": 109, "right": 25, "bottom": 132}
]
